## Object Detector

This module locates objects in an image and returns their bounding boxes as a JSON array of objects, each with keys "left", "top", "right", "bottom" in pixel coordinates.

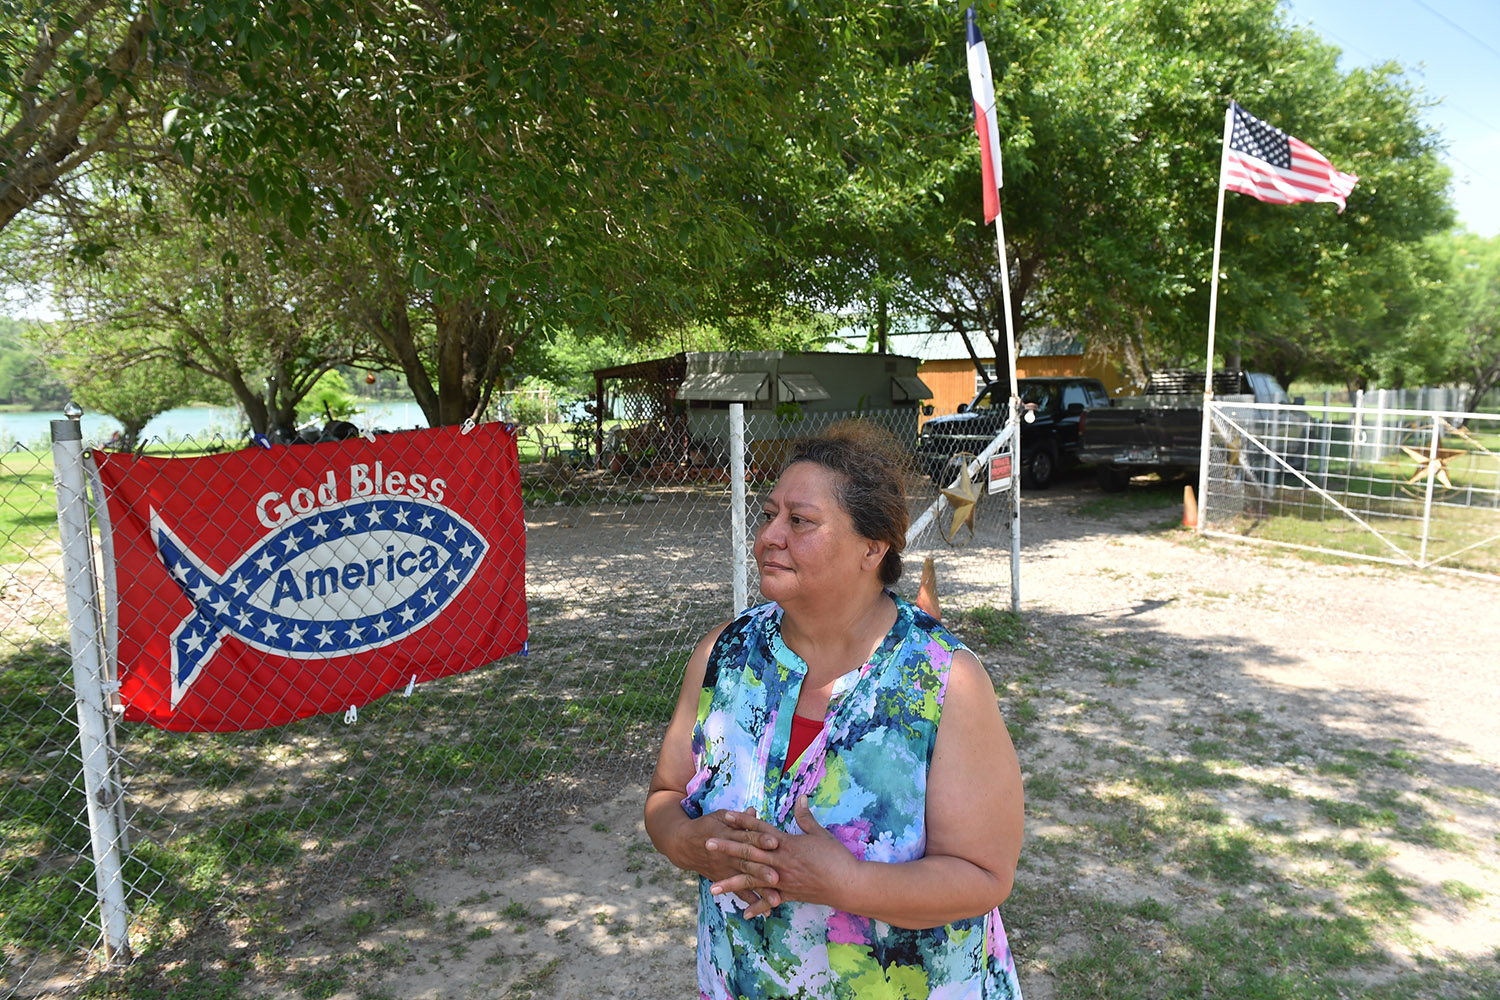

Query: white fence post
[
  {"left": 1375, "top": 389, "right": 1388, "bottom": 460},
  {"left": 1419, "top": 414, "right": 1441, "bottom": 567},
  {"left": 1352, "top": 388, "right": 1364, "bottom": 465},
  {"left": 1008, "top": 403, "right": 1021, "bottom": 613},
  {"left": 50, "top": 412, "right": 132, "bottom": 964},
  {"left": 729, "top": 403, "right": 748, "bottom": 616}
]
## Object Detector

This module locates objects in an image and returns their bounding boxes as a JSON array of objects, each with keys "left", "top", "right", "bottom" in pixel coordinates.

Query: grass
[
  {"left": 993, "top": 620, "right": 1498, "bottom": 1000},
  {"left": 954, "top": 605, "right": 1026, "bottom": 647},
  {"left": 27, "top": 610, "right": 1497, "bottom": 1000},
  {"left": 0, "top": 450, "right": 58, "bottom": 564},
  {"left": 1074, "top": 484, "right": 1183, "bottom": 519},
  {"left": 1209, "top": 462, "right": 1500, "bottom": 573},
  {"left": 1, "top": 629, "right": 689, "bottom": 995},
  {"left": 7, "top": 445, "right": 1495, "bottom": 999}
]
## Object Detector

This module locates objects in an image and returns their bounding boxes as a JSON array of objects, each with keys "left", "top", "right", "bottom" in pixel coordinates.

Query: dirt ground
[{"left": 151, "top": 473, "right": 1489, "bottom": 1000}]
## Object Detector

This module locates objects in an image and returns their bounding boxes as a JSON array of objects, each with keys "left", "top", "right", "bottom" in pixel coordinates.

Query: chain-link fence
[
  {"left": 1, "top": 403, "right": 1017, "bottom": 998},
  {"left": 1202, "top": 401, "right": 1500, "bottom": 576}
]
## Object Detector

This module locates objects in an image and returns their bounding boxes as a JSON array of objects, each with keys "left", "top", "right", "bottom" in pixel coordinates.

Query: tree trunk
[
  {"left": 434, "top": 298, "right": 472, "bottom": 426},
  {"left": 119, "top": 418, "right": 147, "bottom": 452}
]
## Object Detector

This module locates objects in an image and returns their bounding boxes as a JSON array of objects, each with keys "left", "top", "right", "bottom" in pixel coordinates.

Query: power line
[
  {"left": 1442, "top": 150, "right": 1500, "bottom": 192},
  {"left": 1429, "top": 98, "right": 1500, "bottom": 140},
  {"left": 1408, "top": 0, "right": 1500, "bottom": 64},
  {"left": 1291, "top": 8, "right": 1500, "bottom": 140}
]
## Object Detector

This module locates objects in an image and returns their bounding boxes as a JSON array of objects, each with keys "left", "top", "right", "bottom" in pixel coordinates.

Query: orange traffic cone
[
  {"left": 1182, "top": 485, "right": 1198, "bottom": 528},
  {"left": 916, "top": 557, "right": 941, "bottom": 621}
]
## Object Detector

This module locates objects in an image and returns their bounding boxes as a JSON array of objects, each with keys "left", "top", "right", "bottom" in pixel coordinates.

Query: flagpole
[
  {"left": 968, "top": 3, "right": 1020, "bottom": 611},
  {"left": 1196, "top": 103, "right": 1235, "bottom": 535},
  {"left": 993, "top": 215, "right": 1021, "bottom": 612}
]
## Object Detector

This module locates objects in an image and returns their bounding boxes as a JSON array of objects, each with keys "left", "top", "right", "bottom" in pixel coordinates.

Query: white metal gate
[{"left": 1201, "top": 400, "right": 1500, "bottom": 577}]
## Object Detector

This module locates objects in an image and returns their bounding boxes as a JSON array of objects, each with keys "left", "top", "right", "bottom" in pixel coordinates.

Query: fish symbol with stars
[{"left": 151, "top": 496, "right": 489, "bottom": 708}]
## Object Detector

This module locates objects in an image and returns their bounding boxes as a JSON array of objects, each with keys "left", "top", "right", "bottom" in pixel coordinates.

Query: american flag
[{"left": 1224, "top": 102, "right": 1358, "bottom": 212}]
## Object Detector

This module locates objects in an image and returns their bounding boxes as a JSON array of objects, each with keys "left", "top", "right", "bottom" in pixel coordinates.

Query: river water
[{"left": 0, "top": 401, "right": 430, "bottom": 451}]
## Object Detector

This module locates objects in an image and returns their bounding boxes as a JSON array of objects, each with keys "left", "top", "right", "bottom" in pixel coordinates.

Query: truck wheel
[
  {"left": 1096, "top": 465, "right": 1130, "bottom": 492},
  {"left": 1024, "top": 447, "right": 1056, "bottom": 489}
]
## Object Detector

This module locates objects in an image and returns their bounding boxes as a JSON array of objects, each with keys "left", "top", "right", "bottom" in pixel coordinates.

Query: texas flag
[
  {"left": 93, "top": 423, "right": 528, "bottom": 731},
  {"left": 966, "top": 6, "right": 1003, "bottom": 223}
]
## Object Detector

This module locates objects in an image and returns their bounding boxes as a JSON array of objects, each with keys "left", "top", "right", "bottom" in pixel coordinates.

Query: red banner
[{"left": 94, "top": 424, "right": 527, "bottom": 731}]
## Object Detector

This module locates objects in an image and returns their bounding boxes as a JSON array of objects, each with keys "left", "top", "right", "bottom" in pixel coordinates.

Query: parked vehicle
[
  {"left": 1077, "top": 369, "right": 1309, "bottom": 491},
  {"left": 916, "top": 377, "right": 1112, "bottom": 489}
]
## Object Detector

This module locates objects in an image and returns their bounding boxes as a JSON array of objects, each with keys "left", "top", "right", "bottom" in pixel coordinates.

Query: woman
[{"left": 644, "top": 425, "right": 1025, "bottom": 999}]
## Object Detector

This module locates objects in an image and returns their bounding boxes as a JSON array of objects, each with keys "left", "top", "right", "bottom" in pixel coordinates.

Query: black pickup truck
[
  {"left": 1077, "top": 369, "right": 1309, "bottom": 491},
  {"left": 916, "top": 376, "right": 1112, "bottom": 488}
]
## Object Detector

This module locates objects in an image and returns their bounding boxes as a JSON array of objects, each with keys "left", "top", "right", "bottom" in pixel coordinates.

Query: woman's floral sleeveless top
[{"left": 681, "top": 595, "right": 1023, "bottom": 1000}]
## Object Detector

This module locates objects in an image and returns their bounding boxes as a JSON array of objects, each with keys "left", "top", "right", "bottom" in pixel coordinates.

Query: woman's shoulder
[
  {"left": 892, "top": 593, "right": 970, "bottom": 653},
  {"left": 721, "top": 600, "right": 781, "bottom": 637},
  {"left": 698, "top": 602, "right": 782, "bottom": 688}
]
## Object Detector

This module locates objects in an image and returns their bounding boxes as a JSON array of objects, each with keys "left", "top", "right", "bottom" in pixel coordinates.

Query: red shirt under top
[{"left": 785, "top": 713, "right": 822, "bottom": 772}]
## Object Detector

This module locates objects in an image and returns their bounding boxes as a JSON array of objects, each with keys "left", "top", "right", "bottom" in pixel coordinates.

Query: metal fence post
[
  {"left": 1352, "top": 388, "right": 1364, "bottom": 465},
  {"left": 1319, "top": 410, "right": 1332, "bottom": 491},
  {"left": 729, "top": 403, "right": 748, "bottom": 616},
  {"left": 1419, "top": 414, "right": 1440, "bottom": 567},
  {"left": 50, "top": 412, "right": 132, "bottom": 964},
  {"left": 1268, "top": 405, "right": 1282, "bottom": 490},
  {"left": 1008, "top": 401, "right": 1021, "bottom": 613},
  {"left": 1375, "top": 389, "right": 1388, "bottom": 460}
]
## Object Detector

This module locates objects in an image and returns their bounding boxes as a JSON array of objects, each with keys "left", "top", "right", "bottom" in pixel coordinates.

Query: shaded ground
[{"left": 61, "top": 472, "right": 1500, "bottom": 999}]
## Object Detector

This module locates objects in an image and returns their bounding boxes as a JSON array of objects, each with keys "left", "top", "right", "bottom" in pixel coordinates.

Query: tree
[
  {"left": 60, "top": 348, "right": 214, "bottom": 449},
  {"left": 159, "top": 0, "right": 956, "bottom": 425},
  {"left": 1433, "top": 232, "right": 1500, "bottom": 412},
  {"left": 9, "top": 0, "right": 1459, "bottom": 413},
  {"left": 0, "top": 1, "right": 156, "bottom": 230},
  {"left": 296, "top": 369, "right": 359, "bottom": 425},
  {"left": 797, "top": 0, "right": 1454, "bottom": 391},
  {"left": 46, "top": 180, "right": 377, "bottom": 438},
  {"left": 0, "top": 315, "right": 66, "bottom": 406}
]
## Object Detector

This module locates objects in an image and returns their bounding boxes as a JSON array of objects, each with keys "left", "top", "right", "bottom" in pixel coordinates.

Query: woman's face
[{"left": 753, "top": 461, "right": 885, "bottom": 606}]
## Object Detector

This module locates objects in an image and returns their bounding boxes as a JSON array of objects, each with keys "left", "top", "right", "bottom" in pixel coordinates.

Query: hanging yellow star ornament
[{"left": 941, "top": 457, "right": 981, "bottom": 543}]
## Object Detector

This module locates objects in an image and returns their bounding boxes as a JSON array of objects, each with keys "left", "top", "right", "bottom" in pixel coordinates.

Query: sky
[{"left": 1281, "top": 0, "right": 1500, "bottom": 236}]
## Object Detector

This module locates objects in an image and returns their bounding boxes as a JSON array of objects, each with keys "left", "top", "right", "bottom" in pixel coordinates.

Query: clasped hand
[{"left": 703, "top": 795, "right": 856, "bottom": 919}]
